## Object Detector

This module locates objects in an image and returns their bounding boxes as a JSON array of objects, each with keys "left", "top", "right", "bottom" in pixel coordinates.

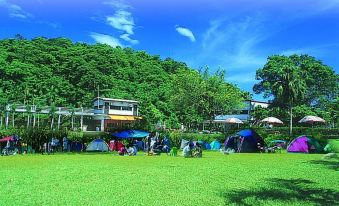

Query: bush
[{"left": 166, "top": 131, "right": 225, "bottom": 147}]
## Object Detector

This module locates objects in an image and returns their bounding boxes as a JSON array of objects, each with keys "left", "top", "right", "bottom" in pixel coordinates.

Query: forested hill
[{"left": 0, "top": 37, "right": 244, "bottom": 128}]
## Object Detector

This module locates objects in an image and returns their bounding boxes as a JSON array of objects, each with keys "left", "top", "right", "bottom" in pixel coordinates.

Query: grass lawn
[{"left": 0, "top": 151, "right": 338, "bottom": 206}]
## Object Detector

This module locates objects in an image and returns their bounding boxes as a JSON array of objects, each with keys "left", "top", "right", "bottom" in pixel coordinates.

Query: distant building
[
  {"left": 215, "top": 100, "right": 270, "bottom": 122},
  {"left": 92, "top": 97, "right": 140, "bottom": 131}
]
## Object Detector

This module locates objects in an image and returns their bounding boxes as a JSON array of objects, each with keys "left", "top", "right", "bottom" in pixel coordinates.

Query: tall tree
[{"left": 254, "top": 55, "right": 307, "bottom": 135}]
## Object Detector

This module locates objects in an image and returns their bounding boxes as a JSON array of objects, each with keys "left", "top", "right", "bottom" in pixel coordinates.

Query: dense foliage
[
  {"left": 253, "top": 55, "right": 338, "bottom": 132},
  {"left": 0, "top": 37, "right": 244, "bottom": 129}
]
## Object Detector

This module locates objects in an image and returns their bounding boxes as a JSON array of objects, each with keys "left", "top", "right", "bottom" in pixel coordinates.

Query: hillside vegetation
[{"left": 0, "top": 37, "right": 244, "bottom": 128}]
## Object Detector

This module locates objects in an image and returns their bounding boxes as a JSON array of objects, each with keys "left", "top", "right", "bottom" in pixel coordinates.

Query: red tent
[{"left": 0, "top": 136, "right": 14, "bottom": 142}]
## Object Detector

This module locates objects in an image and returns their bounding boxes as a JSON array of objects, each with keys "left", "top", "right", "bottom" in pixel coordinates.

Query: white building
[
  {"left": 215, "top": 100, "right": 270, "bottom": 122},
  {"left": 92, "top": 97, "right": 140, "bottom": 131}
]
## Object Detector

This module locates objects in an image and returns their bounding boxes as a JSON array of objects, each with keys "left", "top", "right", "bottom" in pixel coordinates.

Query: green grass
[{"left": 0, "top": 152, "right": 338, "bottom": 206}]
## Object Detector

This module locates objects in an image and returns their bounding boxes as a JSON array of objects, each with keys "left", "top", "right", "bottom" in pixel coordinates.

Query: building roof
[
  {"left": 92, "top": 97, "right": 139, "bottom": 103},
  {"left": 245, "top": 99, "right": 271, "bottom": 104}
]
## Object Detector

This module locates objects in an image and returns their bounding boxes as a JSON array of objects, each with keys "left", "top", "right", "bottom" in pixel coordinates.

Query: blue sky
[{"left": 1, "top": 0, "right": 339, "bottom": 101}]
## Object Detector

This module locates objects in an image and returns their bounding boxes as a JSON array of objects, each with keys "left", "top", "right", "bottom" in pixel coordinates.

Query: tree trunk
[
  {"left": 57, "top": 114, "right": 61, "bottom": 130},
  {"left": 50, "top": 117, "right": 54, "bottom": 129},
  {"left": 289, "top": 106, "right": 293, "bottom": 136},
  {"left": 80, "top": 108, "right": 83, "bottom": 131},
  {"left": 5, "top": 112, "right": 9, "bottom": 128},
  {"left": 27, "top": 114, "right": 30, "bottom": 128},
  {"left": 71, "top": 116, "right": 74, "bottom": 130},
  {"left": 37, "top": 114, "right": 40, "bottom": 128},
  {"left": 33, "top": 114, "right": 36, "bottom": 128}
]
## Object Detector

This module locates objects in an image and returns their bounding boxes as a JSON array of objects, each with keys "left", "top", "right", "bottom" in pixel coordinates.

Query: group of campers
[{"left": 0, "top": 129, "right": 330, "bottom": 156}]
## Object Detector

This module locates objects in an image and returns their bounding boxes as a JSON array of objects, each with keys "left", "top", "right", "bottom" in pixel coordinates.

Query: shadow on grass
[
  {"left": 222, "top": 178, "right": 339, "bottom": 206},
  {"left": 308, "top": 159, "right": 339, "bottom": 171}
]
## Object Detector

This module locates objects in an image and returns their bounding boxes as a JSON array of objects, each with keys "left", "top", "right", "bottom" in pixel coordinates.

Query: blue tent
[
  {"left": 210, "top": 140, "right": 221, "bottom": 150},
  {"left": 225, "top": 129, "right": 265, "bottom": 153},
  {"left": 86, "top": 139, "right": 109, "bottom": 152},
  {"left": 112, "top": 130, "right": 150, "bottom": 139},
  {"left": 237, "top": 129, "right": 255, "bottom": 137}
]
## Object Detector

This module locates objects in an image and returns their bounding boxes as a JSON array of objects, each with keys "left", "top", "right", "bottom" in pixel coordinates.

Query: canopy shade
[
  {"left": 112, "top": 130, "right": 150, "bottom": 139},
  {"left": 108, "top": 115, "right": 141, "bottom": 121},
  {"left": 299, "top": 115, "right": 325, "bottom": 123},
  {"left": 225, "top": 117, "right": 243, "bottom": 124},
  {"left": 261, "top": 117, "right": 283, "bottom": 124}
]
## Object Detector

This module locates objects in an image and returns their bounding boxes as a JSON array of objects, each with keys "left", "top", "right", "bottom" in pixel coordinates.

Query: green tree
[{"left": 254, "top": 55, "right": 306, "bottom": 135}]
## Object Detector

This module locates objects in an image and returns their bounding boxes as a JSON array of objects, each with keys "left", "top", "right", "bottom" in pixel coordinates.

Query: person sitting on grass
[
  {"left": 118, "top": 145, "right": 127, "bottom": 156},
  {"left": 257, "top": 143, "right": 265, "bottom": 153},
  {"left": 183, "top": 143, "right": 192, "bottom": 158},
  {"left": 193, "top": 142, "right": 202, "bottom": 158},
  {"left": 152, "top": 138, "right": 163, "bottom": 155},
  {"left": 127, "top": 144, "right": 137, "bottom": 156}
]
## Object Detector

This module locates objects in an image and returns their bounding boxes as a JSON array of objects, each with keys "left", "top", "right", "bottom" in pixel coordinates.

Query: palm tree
[{"left": 272, "top": 67, "right": 306, "bottom": 135}]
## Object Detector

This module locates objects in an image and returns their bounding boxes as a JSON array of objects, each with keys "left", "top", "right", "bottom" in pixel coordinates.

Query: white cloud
[
  {"left": 175, "top": 26, "right": 196, "bottom": 42},
  {"left": 200, "top": 15, "right": 269, "bottom": 71},
  {"left": 103, "top": 1, "right": 139, "bottom": 45},
  {"left": 107, "top": 10, "right": 135, "bottom": 35},
  {"left": 120, "top": 33, "right": 139, "bottom": 45},
  {"left": 90, "top": 32, "right": 123, "bottom": 48},
  {"left": 0, "top": 0, "right": 32, "bottom": 19}
]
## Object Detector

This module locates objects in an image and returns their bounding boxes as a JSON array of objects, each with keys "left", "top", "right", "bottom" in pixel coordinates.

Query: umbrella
[
  {"left": 261, "top": 117, "right": 283, "bottom": 124},
  {"left": 225, "top": 117, "right": 243, "bottom": 124},
  {"left": 112, "top": 130, "right": 150, "bottom": 139},
  {"left": 299, "top": 115, "right": 325, "bottom": 123},
  {"left": 0, "top": 136, "right": 14, "bottom": 142}
]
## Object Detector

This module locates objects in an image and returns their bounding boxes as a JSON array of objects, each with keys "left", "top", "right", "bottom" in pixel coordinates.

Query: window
[
  {"left": 122, "top": 106, "right": 132, "bottom": 111},
  {"left": 94, "top": 105, "right": 103, "bottom": 109},
  {"left": 240, "top": 110, "right": 249, "bottom": 114},
  {"left": 110, "top": 106, "right": 121, "bottom": 110}
]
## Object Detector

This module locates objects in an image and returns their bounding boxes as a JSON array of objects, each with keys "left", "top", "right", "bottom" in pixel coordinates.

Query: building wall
[
  {"left": 215, "top": 100, "right": 270, "bottom": 122},
  {"left": 93, "top": 99, "right": 137, "bottom": 116}
]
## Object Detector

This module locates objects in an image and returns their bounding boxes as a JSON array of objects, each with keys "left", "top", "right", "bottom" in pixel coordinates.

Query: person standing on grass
[
  {"left": 183, "top": 143, "right": 191, "bottom": 158},
  {"left": 63, "top": 136, "right": 68, "bottom": 152}
]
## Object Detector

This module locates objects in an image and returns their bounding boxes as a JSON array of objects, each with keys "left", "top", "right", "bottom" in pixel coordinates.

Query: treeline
[{"left": 0, "top": 36, "right": 244, "bottom": 129}]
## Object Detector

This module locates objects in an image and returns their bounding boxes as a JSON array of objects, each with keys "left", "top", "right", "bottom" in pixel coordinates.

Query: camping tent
[
  {"left": 196, "top": 140, "right": 211, "bottom": 150},
  {"left": 287, "top": 136, "right": 323, "bottom": 153},
  {"left": 86, "top": 139, "right": 109, "bottom": 152},
  {"left": 224, "top": 129, "right": 265, "bottom": 153},
  {"left": 270, "top": 140, "right": 287, "bottom": 149},
  {"left": 210, "top": 140, "right": 221, "bottom": 150}
]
